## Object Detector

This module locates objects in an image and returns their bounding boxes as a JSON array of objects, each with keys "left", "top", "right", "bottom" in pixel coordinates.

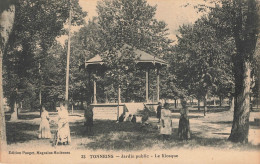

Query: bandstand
[{"left": 82, "top": 44, "right": 167, "bottom": 120}]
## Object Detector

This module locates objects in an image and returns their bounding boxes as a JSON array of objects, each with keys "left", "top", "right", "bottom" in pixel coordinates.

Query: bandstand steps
[
  {"left": 91, "top": 103, "right": 153, "bottom": 120},
  {"left": 93, "top": 106, "right": 117, "bottom": 120},
  {"left": 124, "top": 103, "right": 145, "bottom": 115},
  {"left": 92, "top": 105, "right": 125, "bottom": 120}
]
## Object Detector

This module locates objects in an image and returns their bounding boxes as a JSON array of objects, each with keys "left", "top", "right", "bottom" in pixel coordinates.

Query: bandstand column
[
  {"left": 146, "top": 69, "right": 149, "bottom": 102},
  {"left": 93, "top": 79, "right": 97, "bottom": 104},
  {"left": 117, "top": 85, "right": 121, "bottom": 121},
  {"left": 118, "top": 86, "right": 121, "bottom": 104},
  {"left": 157, "top": 68, "right": 160, "bottom": 102}
]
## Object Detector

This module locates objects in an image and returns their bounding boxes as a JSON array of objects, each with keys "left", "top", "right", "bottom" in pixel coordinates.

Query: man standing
[{"left": 156, "top": 102, "right": 162, "bottom": 123}]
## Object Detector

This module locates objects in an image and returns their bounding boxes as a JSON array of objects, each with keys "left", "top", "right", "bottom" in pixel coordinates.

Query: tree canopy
[
  {"left": 3, "top": 0, "right": 86, "bottom": 110},
  {"left": 69, "top": 0, "right": 172, "bottom": 103}
]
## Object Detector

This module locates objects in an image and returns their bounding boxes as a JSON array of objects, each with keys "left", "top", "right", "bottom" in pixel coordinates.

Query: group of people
[
  {"left": 118, "top": 102, "right": 173, "bottom": 140},
  {"left": 38, "top": 101, "right": 71, "bottom": 145},
  {"left": 38, "top": 101, "right": 173, "bottom": 144},
  {"left": 157, "top": 102, "right": 173, "bottom": 140},
  {"left": 121, "top": 113, "right": 137, "bottom": 123}
]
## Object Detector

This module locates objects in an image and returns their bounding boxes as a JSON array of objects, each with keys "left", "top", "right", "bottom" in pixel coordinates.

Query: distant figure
[
  {"left": 142, "top": 106, "right": 149, "bottom": 124},
  {"left": 160, "top": 103, "right": 172, "bottom": 140},
  {"left": 131, "top": 115, "right": 136, "bottom": 123},
  {"left": 57, "top": 101, "right": 71, "bottom": 145},
  {"left": 126, "top": 114, "right": 132, "bottom": 122},
  {"left": 119, "top": 113, "right": 125, "bottom": 122},
  {"left": 84, "top": 103, "right": 93, "bottom": 135},
  {"left": 38, "top": 106, "right": 51, "bottom": 139},
  {"left": 157, "top": 102, "right": 162, "bottom": 123}
]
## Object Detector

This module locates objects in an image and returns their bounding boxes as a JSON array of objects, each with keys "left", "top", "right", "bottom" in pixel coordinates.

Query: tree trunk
[
  {"left": 178, "top": 98, "right": 191, "bottom": 140},
  {"left": 80, "top": 100, "right": 83, "bottom": 110},
  {"left": 16, "top": 103, "right": 19, "bottom": 119},
  {"left": 10, "top": 101, "right": 18, "bottom": 121},
  {"left": 53, "top": 101, "right": 56, "bottom": 111},
  {"left": 125, "top": 87, "right": 128, "bottom": 103},
  {"left": 257, "top": 96, "right": 259, "bottom": 109},
  {"left": 0, "top": 3, "right": 15, "bottom": 153},
  {"left": 39, "top": 86, "right": 42, "bottom": 116},
  {"left": 219, "top": 96, "right": 222, "bottom": 107},
  {"left": 0, "top": 51, "right": 7, "bottom": 151},
  {"left": 174, "top": 99, "right": 177, "bottom": 108},
  {"left": 250, "top": 94, "right": 253, "bottom": 112},
  {"left": 198, "top": 99, "right": 200, "bottom": 111},
  {"left": 10, "top": 97, "right": 15, "bottom": 112},
  {"left": 228, "top": 61, "right": 251, "bottom": 143},
  {"left": 229, "top": 96, "right": 234, "bottom": 111},
  {"left": 203, "top": 94, "right": 207, "bottom": 116},
  {"left": 88, "top": 71, "right": 92, "bottom": 104}
]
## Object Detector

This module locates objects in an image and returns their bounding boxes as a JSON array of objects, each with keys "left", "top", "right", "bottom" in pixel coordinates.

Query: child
[{"left": 131, "top": 115, "right": 136, "bottom": 123}]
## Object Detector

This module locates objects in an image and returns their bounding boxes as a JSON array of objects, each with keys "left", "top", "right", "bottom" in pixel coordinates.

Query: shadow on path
[
  {"left": 6, "top": 122, "right": 39, "bottom": 144},
  {"left": 5, "top": 116, "right": 260, "bottom": 151}
]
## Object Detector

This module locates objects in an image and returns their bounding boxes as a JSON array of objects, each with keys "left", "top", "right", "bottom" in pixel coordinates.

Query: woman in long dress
[
  {"left": 160, "top": 103, "right": 172, "bottom": 140},
  {"left": 57, "top": 102, "right": 71, "bottom": 145},
  {"left": 38, "top": 106, "right": 52, "bottom": 139}
]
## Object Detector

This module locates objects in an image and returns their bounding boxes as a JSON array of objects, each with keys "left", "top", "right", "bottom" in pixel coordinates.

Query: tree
[
  {"left": 96, "top": 0, "right": 172, "bottom": 53},
  {"left": 94, "top": 0, "right": 172, "bottom": 102},
  {"left": 40, "top": 41, "right": 67, "bottom": 110},
  {"left": 0, "top": 0, "right": 15, "bottom": 152},
  {"left": 3, "top": 0, "right": 86, "bottom": 113},
  {"left": 251, "top": 36, "right": 260, "bottom": 109},
  {"left": 160, "top": 66, "right": 184, "bottom": 107},
  {"left": 172, "top": 16, "right": 234, "bottom": 115},
  {"left": 227, "top": 0, "right": 259, "bottom": 143},
  {"left": 70, "top": 18, "right": 105, "bottom": 105},
  {"left": 69, "top": 0, "right": 172, "bottom": 103},
  {"left": 205, "top": 0, "right": 259, "bottom": 143}
]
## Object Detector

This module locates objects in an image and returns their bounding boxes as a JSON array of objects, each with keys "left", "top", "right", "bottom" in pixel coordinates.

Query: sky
[
  {"left": 78, "top": 0, "right": 207, "bottom": 42},
  {"left": 58, "top": 0, "right": 207, "bottom": 45}
]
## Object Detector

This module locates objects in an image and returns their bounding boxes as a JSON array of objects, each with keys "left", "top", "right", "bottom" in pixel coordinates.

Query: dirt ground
[
  {"left": 3, "top": 107, "right": 260, "bottom": 163},
  {"left": 5, "top": 107, "right": 260, "bottom": 149}
]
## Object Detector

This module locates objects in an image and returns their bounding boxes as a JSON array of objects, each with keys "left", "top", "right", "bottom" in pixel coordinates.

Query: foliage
[
  {"left": 69, "top": 18, "right": 104, "bottom": 104},
  {"left": 170, "top": 16, "right": 234, "bottom": 101},
  {"left": 197, "top": 0, "right": 259, "bottom": 143},
  {"left": 3, "top": 0, "right": 86, "bottom": 110},
  {"left": 0, "top": 0, "right": 16, "bottom": 150},
  {"left": 251, "top": 37, "right": 260, "bottom": 98},
  {"left": 69, "top": 0, "right": 172, "bottom": 103},
  {"left": 97, "top": 0, "right": 172, "bottom": 102},
  {"left": 96, "top": 0, "right": 172, "bottom": 53}
]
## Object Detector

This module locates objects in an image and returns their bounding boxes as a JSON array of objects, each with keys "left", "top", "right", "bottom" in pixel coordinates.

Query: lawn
[{"left": 5, "top": 106, "right": 260, "bottom": 151}]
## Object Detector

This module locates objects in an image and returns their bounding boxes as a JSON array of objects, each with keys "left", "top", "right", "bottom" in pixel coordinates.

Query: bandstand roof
[
  {"left": 86, "top": 54, "right": 103, "bottom": 65},
  {"left": 84, "top": 45, "right": 167, "bottom": 69}
]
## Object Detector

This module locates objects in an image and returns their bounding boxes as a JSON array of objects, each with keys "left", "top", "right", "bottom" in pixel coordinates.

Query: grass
[
  {"left": 76, "top": 121, "right": 160, "bottom": 151},
  {"left": 74, "top": 120, "right": 260, "bottom": 151},
  {"left": 5, "top": 106, "right": 260, "bottom": 151}
]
